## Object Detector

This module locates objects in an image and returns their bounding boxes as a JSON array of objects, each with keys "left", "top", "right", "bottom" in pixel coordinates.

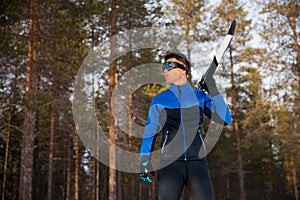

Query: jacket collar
[{"left": 169, "top": 82, "right": 191, "bottom": 91}]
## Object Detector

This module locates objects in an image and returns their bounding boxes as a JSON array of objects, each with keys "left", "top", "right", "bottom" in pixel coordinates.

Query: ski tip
[{"left": 228, "top": 19, "right": 236, "bottom": 35}]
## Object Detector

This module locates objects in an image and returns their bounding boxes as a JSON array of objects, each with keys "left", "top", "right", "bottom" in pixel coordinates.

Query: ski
[
  {"left": 198, "top": 20, "right": 236, "bottom": 92},
  {"left": 206, "top": 19, "right": 236, "bottom": 78}
]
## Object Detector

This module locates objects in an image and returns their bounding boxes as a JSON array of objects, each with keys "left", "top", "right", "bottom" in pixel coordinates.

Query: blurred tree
[
  {"left": 255, "top": 0, "right": 300, "bottom": 199},
  {"left": 208, "top": 0, "right": 252, "bottom": 199},
  {"left": 256, "top": 0, "right": 299, "bottom": 87},
  {"left": 0, "top": 2, "right": 27, "bottom": 199},
  {"left": 108, "top": 0, "right": 117, "bottom": 198},
  {"left": 18, "top": 0, "right": 39, "bottom": 199},
  {"left": 166, "top": 0, "right": 206, "bottom": 81}
]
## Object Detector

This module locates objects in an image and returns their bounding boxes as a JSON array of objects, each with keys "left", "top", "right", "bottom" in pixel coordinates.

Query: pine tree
[
  {"left": 165, "top": 0, "right": 205, "bottom": 81},
  {"left": 209, "top": 1, "right": 246, "bottom": 199},
  {"left": 208, "top": 0, "right": 259, "bottom": 199},
  {"left": 0, "top": 1, "right": 29, "bottom": 198},
  {"left": 108, "top": 0, "right": 117, "bottom": 198},
  {"left": 257, "top": 0, "right": 300, "bottom": 87},
  {"left": 18, "top": 0, "right": 39, "bottom": 199},
  {"left": 256, "top": 1, "right": 300, "bottom": 198}
]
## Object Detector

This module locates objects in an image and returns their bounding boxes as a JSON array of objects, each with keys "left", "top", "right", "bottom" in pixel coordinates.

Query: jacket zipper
[
  {"left": 199, "top": 134, "right": 205, "bottom": 150},
  {"left": 161, "top": 131, "right": 169, "bottom": 154},
  {"left": 178, "top": 86, "right": 187, "bottom": 161}
]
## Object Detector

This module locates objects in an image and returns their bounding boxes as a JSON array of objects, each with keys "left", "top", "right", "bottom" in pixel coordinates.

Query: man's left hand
[{"left": 140, "top": 160, "right": 154, "bottom": 183}]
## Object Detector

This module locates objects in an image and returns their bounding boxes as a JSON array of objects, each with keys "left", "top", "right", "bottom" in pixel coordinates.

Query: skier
[{"left": 139, "top": 52, "right": 232, "bottom": 199}]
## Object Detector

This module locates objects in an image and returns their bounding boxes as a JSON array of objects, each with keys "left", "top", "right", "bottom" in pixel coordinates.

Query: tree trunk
[
  {"left": 115, "top": 74, "right": 122, "bottom": 200},
  {"left": 152, "top": 179, "right": 156, "bottom": 200},
  {"left": 290, "top": 10, "right": 300, "bottom": 195},
  {"left": 109, "top": 0, "right": 117, "bottom": 199},
  {"left": 47, "top": 112, "right": 55, "bottom": 200},
  {"left": 128, "top": 94, "right": 136, "bottom": 200},
  {"left": 96, "top": 160, "right": 100, "bottom": 200},
  {"left": 139, "top": 183, "right": 142, "bottom": 200},
  {"left": 19, "top": 92, "right": 36, "bottom": 200},
  {"left": 75, "top": 134, "right": 80, "bottom": 200},
  {"left": 108, "top": 62, "right": 117, "bottom": 200},
  {"left": 66, "top": 134, "right": 71, "bottom": 200},
  {"left": 229, "top": 48, "right": 246, "bottom": 200},
  {"left": 287, "top": 1, "right": 300, "bottom": 87},
  {"left": 292, "top": 164, "right": 298, "bottom": 200},
  {"left": 285, "top": 159, "right": 299, "bottom": 200},
  {"left": 91, "top": 158, "right": 96, "bottom": 200},
  {"left": 19, "top": 0, "right": 38, "bottom": 199},
  {"left": 1, "top": 113, "right": 11, "bottom": 200},
  {"left": 108, "top": 66, "right": 117, "bottom": 200}
]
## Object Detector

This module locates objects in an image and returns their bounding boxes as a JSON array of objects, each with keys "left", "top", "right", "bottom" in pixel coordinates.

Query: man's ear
[{"left": 180, "top": 69, "right": 187, "bottom": 75}]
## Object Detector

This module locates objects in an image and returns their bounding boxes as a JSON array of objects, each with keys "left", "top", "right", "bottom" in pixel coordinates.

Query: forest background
[{"left": 0, "top": 0, "right": 299, "bottom": 200}]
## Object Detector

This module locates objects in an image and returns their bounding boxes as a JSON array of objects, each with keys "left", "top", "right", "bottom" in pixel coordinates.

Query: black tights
[{"left": 158, "top": 159, "right": 214, "bottom": 200}]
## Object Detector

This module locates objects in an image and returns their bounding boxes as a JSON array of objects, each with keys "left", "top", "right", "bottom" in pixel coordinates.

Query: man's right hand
[{"left": 198, "top": 75, "right": 220, "bottom": 96}]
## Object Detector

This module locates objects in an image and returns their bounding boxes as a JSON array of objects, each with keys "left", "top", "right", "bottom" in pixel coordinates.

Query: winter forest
[{"left": 0, "top": 0, "right": 299, "bottom": 199}]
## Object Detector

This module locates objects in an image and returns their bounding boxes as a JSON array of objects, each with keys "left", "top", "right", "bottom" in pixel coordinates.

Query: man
[{"left": 139, "top": 52, "right": 232, "bottom": 199}]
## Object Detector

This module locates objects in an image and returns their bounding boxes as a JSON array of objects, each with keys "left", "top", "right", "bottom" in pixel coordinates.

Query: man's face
[{"left": 163, "top": 57, "right": 187, "bottom": 85}]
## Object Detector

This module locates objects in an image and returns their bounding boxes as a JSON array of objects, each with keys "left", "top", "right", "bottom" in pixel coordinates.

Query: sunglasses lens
[{"left": 163, "top": 62, "right": 175, "bottom": 71}]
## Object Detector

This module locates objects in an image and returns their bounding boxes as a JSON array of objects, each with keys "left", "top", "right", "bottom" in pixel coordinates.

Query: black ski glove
[
  {"left": 139, "top": 156, "right": 154, "bottom": 183},
  {"left": 203, "top": 75, "right": 220, "bottom": 96},
  {"left": 198, "top": 57, "right": 220, "bottom": 96},
  {"left": 198, "top": 76, "right": 220, "bottom": 96}
]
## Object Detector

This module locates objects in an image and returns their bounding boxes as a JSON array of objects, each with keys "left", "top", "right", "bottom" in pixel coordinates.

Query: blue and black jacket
[{"left": 140, "top": 82, "right": 232, "bottom": 161}]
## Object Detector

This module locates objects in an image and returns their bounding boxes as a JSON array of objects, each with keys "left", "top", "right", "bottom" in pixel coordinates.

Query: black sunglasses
[{"left": 162, "top": 61, "right": 187, "bottom": 71}]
